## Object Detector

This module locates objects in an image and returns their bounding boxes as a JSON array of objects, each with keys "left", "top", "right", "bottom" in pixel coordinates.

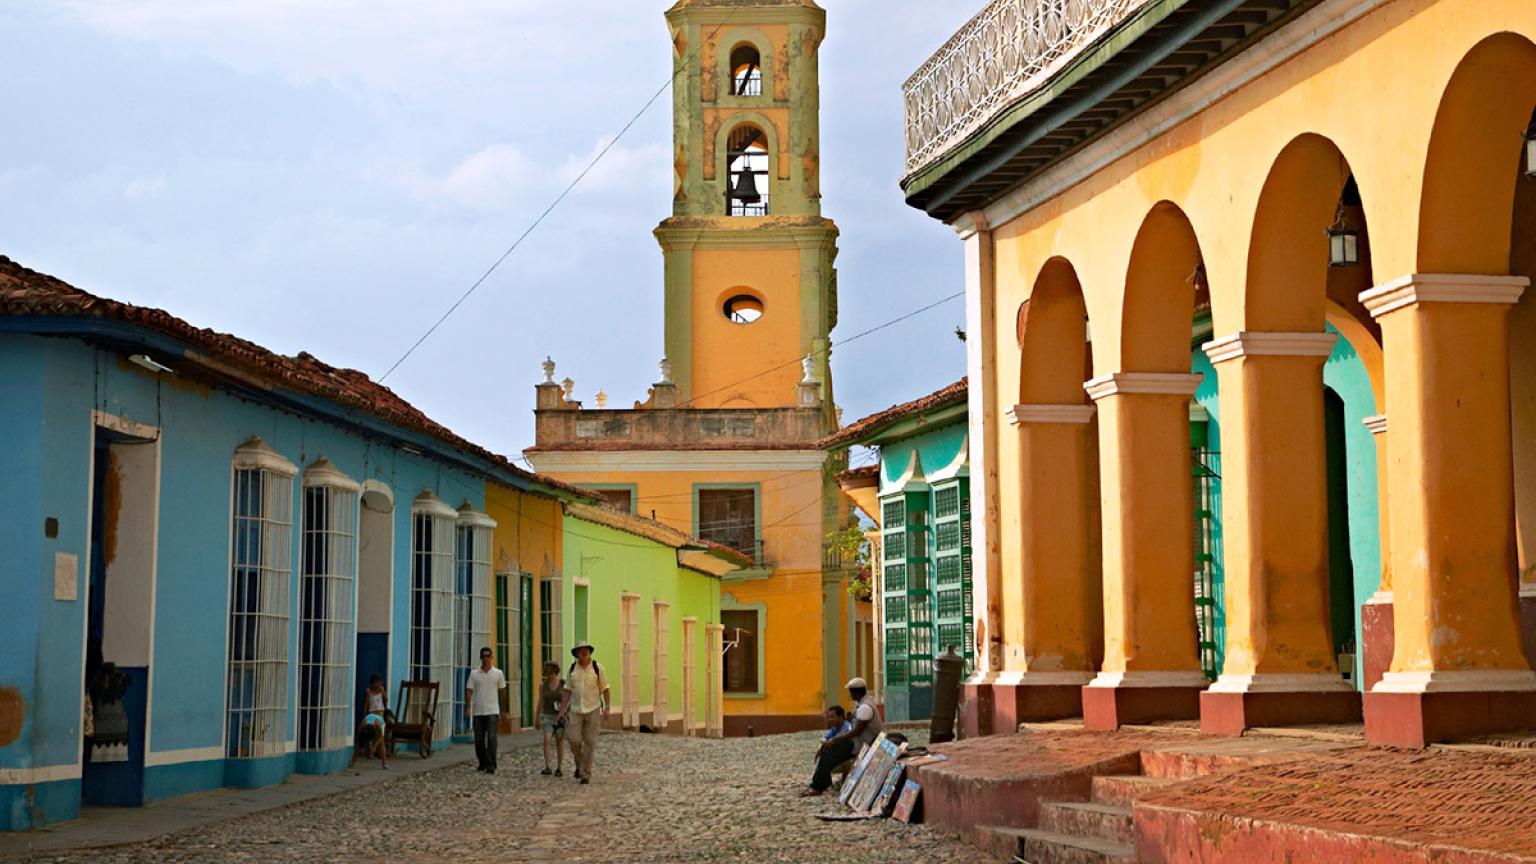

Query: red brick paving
[{"left": 1137, "top": 745, "right": 1536, "bottom": 858}]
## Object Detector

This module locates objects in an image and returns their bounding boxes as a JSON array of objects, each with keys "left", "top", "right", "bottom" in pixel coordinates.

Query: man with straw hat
[{"left": 558, "top": 641, "right": 610, "bottom": 785}]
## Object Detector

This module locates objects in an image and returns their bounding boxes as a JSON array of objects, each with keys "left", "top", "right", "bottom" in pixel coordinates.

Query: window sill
[
  {"left": 723, "top": 567, "right": 773, "bottom": 583},
  {"left": 724, "top": 691, "right": 766, "bottom": 701}
]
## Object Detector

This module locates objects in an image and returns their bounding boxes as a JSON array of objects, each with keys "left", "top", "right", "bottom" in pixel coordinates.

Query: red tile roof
[
  {"left": 836, "top": 464, "right": 880, "bottom": 487},
  {"left": 0, "top": 255, "right": 592, "bottom": 501},
  {"left": 818, "top": 378, "right": 968, "bottom": 449}
]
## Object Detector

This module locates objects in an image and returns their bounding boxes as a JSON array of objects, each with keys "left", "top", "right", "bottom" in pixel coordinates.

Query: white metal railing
[{"left": 903, "top": 0, "right": 1150, "bottom": 175}]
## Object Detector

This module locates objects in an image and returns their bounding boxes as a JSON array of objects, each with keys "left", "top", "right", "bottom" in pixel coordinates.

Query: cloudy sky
[{"left": 0, "top": 0, "right": 978, "bottom": 458}]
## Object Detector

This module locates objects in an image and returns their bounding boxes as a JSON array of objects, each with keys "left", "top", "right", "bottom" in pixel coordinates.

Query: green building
[
  {"left": 559, "top": 501, "right": 742, "bottom": 736},
  {"left": 822, "top": 380, "right": 971, "bottom": 722}
]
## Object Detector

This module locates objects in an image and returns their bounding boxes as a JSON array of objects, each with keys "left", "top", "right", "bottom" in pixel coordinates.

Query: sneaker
[
  {"left": 797, "top": 787, "right": 824, "bottom": 798},
  {"left": 541, "top": 768, "right": 553, "bottom": 776},
  {"left": 554, "top": 769, "right": 563, "bottom": 777},
  {"left": 580, "top": 776, "right": 590, "bottom": 785}
]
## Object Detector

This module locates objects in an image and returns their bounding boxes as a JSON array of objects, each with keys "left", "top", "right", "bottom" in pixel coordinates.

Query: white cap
[{"left": 845, "top": 677, "right": 868, "bottom": 690}]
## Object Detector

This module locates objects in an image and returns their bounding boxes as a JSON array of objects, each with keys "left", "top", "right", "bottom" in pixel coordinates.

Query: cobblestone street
[{"left": 24, "top": 731, "right": 989, "bottom": 864}]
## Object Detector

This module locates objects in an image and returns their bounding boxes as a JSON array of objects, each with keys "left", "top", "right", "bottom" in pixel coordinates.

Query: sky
[{"left": 0, "top": 0, "right": 979, "bottom": 459}]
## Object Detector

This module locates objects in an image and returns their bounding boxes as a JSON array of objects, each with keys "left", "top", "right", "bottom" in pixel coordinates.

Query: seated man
[{"left": 800, "top": 703, "right": 858, "bottom": 797}]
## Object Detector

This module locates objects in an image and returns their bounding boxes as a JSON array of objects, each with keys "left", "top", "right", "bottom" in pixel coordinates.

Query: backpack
[{"left": 569, "top": 660, "right": 602, "bottom": 678}]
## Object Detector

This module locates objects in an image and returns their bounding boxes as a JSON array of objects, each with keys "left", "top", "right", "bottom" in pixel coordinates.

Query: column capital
[
  {"left": 1202, "top": 331, "right": 1337, "bottom": 364},
  {"left": 1083, "top": 372, "right": 1201, "bottom": 402},
  {"left": 1008, "top": 403, "right": 1096, "bottom": 425},
  {"left": 1359, "top": 273, "right": 1528, "bottom": 318}
]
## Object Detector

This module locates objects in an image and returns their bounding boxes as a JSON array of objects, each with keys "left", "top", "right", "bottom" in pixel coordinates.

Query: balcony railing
[{"left": 903, "top": 0, "right": 1150, "bottom": 176}]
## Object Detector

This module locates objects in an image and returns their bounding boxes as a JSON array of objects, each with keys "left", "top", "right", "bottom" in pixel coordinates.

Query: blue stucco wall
[{"left": 0, "top": 333, "right": 488, "bottom": 828}]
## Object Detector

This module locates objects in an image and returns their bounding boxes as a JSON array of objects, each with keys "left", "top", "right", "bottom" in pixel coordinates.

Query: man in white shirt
[
  {"left": 467, "top": 647, "right": 507, "bottom": 774},
  {"left": 558, "top": 642, "right": 610, "bottom": 785}
]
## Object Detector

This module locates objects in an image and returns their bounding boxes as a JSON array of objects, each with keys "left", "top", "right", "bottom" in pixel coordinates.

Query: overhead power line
[{"left": 377, "top": 7, "right": 742, "bottom": 383}]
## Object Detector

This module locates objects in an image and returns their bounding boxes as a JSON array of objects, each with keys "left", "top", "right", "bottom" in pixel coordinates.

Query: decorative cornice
[
  {"left": 1362, "top": 414, "right": 1387, "bottom": 435},
  {"left": 1202, "top": 331, "right": 1337, "bottom": 365},
  {"left": 1083, "top": 372, "right": 1201, "bottom": 401},
  {"left": 1007, "top": 403, "right": 1096, "bottom": 425},
  {"left": 1358, "top": 273, "right": 1530, "bottom": 319},
  {"left": 526, "top": 449, "right": 828, "bottom": 474},
  {"left": 952, "top": 210, "right": 991, "bottom": 240}
]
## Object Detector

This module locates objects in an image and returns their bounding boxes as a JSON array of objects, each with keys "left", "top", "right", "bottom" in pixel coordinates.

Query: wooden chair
[{"left": 386, "top": 680, "right": 439, "bottom": 759}]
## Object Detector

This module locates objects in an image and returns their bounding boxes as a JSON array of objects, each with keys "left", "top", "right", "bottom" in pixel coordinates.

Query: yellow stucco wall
[
  {"left": 688, "top": 247, "right": 808, "bottom": 408},
  {"left": 483, "top": 480, "right": 564, "bottom": 720},
  {"left": 974, "top": 0, "right": 1536, "bottom": 681},
  {"left": 548, "top": 465, "right": 835, "bottom": 719}
]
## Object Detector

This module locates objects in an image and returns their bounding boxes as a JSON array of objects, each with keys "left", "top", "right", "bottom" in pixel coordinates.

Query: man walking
[
  {"left": 466, "top": 646, "right": 506, "bottom": 774},
  {"left": 558, "top": 641, "right": 609, "bottom": 785}
]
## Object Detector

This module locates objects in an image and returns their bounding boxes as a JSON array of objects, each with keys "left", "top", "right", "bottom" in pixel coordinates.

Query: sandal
[
  {"left": 797, "top": 787, "right": 824, "bottom": 798},
  {"left": 541, "top": 768, "right": 553, "bottom": 776},
  {"left": 554, "top": 769, "right": 563, "bottom": 777}
]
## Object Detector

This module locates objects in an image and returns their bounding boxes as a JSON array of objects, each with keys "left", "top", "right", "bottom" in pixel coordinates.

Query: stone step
[
  {"left": 1138, "top": 748, "right": 1258, "bottom": 780},
  {"left": 1090, "top": 774, "right": 1180, "bottom": 807},
  {"left": 1037, "top": 800, "right": 1133, "bottom": 845},
  {"left": 997, "top": 827, "right": 1135, "bottom": 864}
]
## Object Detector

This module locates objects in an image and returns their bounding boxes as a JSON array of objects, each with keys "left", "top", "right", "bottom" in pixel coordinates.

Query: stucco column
[
  {"left": 955, "top": 211, "right": 1003, "bottom": 737},
  {"left": 1199, "top": 332, "right": 1360, "bottom": 734},
  {"left": 1360, "top": 414, "right": 1395, "bottom": 692},
  {"left": 991, "top": 403, "right": 1101, "bottom": 729},
  {"left": 1081, "top": 373, "right": 1207, "bottom": 730},
  {"left": 1359, "top": 274, "right": 1536, "bottom": 748}
]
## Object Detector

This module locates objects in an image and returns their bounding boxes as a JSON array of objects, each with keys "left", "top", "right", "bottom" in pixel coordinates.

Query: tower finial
[
  {"left": 801, "top": 353, "right": 817, "bottom": 384},
  {"left": 542, "top": 357, "right": 557, "bottom": 384}
]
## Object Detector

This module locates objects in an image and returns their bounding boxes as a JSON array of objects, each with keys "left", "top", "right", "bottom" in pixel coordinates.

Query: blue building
[{"left": 0, "top": 257, "right": 567, "bottom": 829}]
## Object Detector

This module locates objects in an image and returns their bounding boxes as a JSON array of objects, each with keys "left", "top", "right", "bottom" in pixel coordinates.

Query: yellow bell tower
[
  {"left": 657, "top": 0, "right": 839, "bottom": 412},
  {"left": 527, "top": 0, "right": 862, "bottom": 738}
]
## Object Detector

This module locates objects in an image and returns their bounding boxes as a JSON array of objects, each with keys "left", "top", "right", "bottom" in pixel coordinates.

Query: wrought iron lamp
[{"left": 1326, "top": 203, "right": 1360, "bottom": 267}]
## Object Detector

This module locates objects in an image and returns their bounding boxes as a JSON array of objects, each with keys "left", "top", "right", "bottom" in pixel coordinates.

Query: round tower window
[{"left": 723, "top": 294, "right": 764, "bottom": 324}]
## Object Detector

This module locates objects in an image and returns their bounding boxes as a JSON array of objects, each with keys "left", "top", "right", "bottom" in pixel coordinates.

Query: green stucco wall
[{"left": 562, "top": 516, "right": 721, "bottom": 731}]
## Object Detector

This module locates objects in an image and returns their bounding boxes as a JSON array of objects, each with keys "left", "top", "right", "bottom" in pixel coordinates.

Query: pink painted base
[
  {"left": 959, "top": 681, "right": 994, "bottom": 739},
  {"left": 1199, "top": 688, "right": 1361, "bottom": 736},
  {"left": 1364, "top": 688, "right": 1536, "bottom": 748},
  {"left": 1362, "top": 598, "right": 1395, "bottom": 692},
  {"left": 991, "top": 681, "right": 1084, "bottom": 733},
  {"left": 1081, "top": 684, "right": 1201, "bottom": 731}
]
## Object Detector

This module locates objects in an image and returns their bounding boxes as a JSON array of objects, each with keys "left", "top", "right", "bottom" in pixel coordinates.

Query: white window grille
[
  {"left": 298, "top": 459, "right": 359, "bottom": 753},
  {"left": 227, "top": 437, "right": 296, "bottom": 760},
  {"left": 653, "top": 602, "right": 670, "bottom": 732},
  {"left": 410, "top": 492, "right": 456, "bottom": 742},
  {"left": 453, "top": 504, "right": 496, "bottom": 735},
  {"left": 705, "top": 622, "right": 725, "bottom": 738},
  {"left": 497, "top": 571, "right": 519, "bottom": 727},
  {"left": 620, "top": 594, "right": 640, "bottom": 728},
  {"left": 540, "top": 572, "right": 563, "bottom": 667},
  {"left": 682, "top": 617, "right": 698, "bottom": 736}
]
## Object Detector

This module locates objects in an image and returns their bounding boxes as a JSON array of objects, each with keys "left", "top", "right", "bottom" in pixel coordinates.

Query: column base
[
  {"left": 993, "top": 671, "right": 1092, "bottom": 732},
  {"left": 1200, "top": 674, "right": 1361, "bottom": 736},
  {"left": 1364, "top": 670, "right": 1536, "bottom": 748},
  {"left": 1361, "top": 591, "right": 1394, "bottom": 692},
  {"left": 959, "top": 677, "right": 995, "bottom": 739},
  {"left": 1081, "top": 672, "right": 1206, "bottom": 731},
  {"left": 1521, "top": 589, "right": 1536, "bottom": 671}
]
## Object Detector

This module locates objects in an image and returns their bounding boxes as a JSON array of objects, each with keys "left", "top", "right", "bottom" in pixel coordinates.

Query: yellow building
[
  {"left": 525, "top": 0, "right": 864, "bottom": 735},
  {"left": 482, "top": 479, "right": 566, "bottom": 733},
  {"left": 903, "top": 0, "right": 1536, "bottom": 747}
]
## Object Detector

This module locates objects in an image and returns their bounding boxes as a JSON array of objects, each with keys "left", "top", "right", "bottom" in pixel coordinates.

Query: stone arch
[
  {"left": 1417, "top": 32, "right": 1536, "bottom": 274},
  {"left": 713, "top": 27, "right": 775, "bottom": 100},
  {"left": 1122, "top": 201, "right": 1202, "bottom": 374},
  {"left": 1245, "top": 133, "right": 1355, "bottom": 332},
  {"left": 1017, "top": 257, "right": 1091, "bottom": 405}
]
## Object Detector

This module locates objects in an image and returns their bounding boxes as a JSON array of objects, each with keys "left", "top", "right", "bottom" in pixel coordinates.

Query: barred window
[
  {"left": 882, "top": 499, "right": 905, "bottom": 529},
  {"left": 936, "top": 521, "right": 961, "bottom": 552},
  {"left": 227, "top": 438, "right": 296, "bottom": 760},
  {"left": 453, "top": 505, "right": 496, "bottom": 734},
  {"left": 410, "top": 492, "right": 457, "bottom": 742},
  {"left": 540, "top": 573, "right": 563, "bottom": 667},
  {"left": 936, "top": 555, "right": 963, "bottom": 585},
  {"left": 934, "top": 485, "right": 960, "bottom": 519},
  {"left": 298, "top": 460, "right": 359, "bottom": 753}
]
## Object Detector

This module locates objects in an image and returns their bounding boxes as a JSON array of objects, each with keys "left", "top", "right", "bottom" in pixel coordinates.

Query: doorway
[
  {"left": 1324, "top": 387, "right": 1358, "bottom": 684},
  {"left": 354, "top": 483, "right": 393, "bottom": 729},
  {"left": 82, "top": 420, "right": 158, "bottom": 807}
]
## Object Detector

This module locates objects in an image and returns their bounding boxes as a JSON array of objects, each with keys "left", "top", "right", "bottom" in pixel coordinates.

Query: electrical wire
[{"left": 377, "top": 7, "right": 743, "bottom": 383}]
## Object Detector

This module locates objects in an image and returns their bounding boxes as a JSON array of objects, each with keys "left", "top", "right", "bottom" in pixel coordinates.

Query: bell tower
[{"left": 658, "top": 0, "right": 838, "bottom": 415}]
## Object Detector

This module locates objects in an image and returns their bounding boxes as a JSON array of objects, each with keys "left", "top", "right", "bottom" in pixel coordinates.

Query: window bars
[
  {"left": 298, "top": 460, "right": 359, "bottom": 753},
  {"left": 227, "top": 438, "right": 296, "bottom": 760},
  {"left": 682, "top": 617, "right": 698, "bottom": 736},
  {"left": 725, "top": 126, "right": 770, "bottom": 216},
  {"left": 540, "top": 573, "right": 562, "bottom": 668},
  {"left": 411, "top": 492, "right": 457, "bottom": 742},
  {"left": 497, "top": 572, "right": 518, "bottom": 726},
  {"left": 453, "top": 506, "right": 495, "bottom": 735},
  {"left": 653, "top": 602, "right": 670, "bottom": 732}
]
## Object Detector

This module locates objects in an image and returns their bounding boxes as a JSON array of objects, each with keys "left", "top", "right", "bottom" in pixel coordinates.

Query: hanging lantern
[
  {"left": 1326, "top": 204, "right": 1359, "bottom": 267},
  {"left": 1524, "top": 119, "right": 1536, "bottom": 178}
]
